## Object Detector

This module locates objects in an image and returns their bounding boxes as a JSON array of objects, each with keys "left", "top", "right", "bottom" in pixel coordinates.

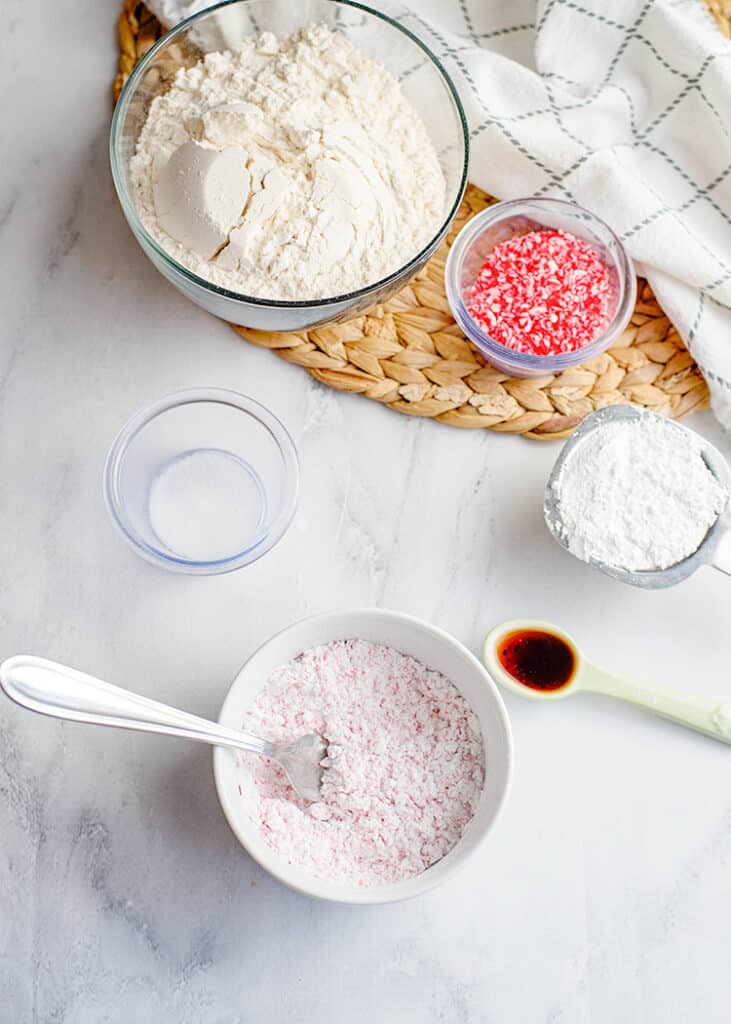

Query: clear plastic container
[
  {"left": 104, "top": 388, "right": 299, "bottom": 574},
  {"left": 444, "top": 197, "right": 636, "bottom": 378}
]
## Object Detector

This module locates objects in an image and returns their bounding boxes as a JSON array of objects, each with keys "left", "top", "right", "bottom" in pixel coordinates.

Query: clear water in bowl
[
  {"left": 148, "top": 448, "right": 268, "bottom": 562},
  {"left": 104, "top": 388, "right": 299, "bottom": 574}
]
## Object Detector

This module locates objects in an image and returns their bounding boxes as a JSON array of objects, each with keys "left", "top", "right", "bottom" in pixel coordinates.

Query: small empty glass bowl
[
  {"left": 104, "top": 388, "right": 299, "bottom": 574},
  {"left": 110, "top": 0, "right": 469, "bottom": 332},
  {"left": 445, "top": 197, "right": 636, "bottom": 378}
]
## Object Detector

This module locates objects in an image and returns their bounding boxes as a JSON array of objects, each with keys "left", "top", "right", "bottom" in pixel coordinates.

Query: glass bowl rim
[
  {"left": 109, "top": 0, "right": 470, "bottom": 309},
  {"left": 444, "top": 196, "right": 637, "bottom": 372},
  {"left": 103, "top": 386, "right": 300, "bottom": 575}
]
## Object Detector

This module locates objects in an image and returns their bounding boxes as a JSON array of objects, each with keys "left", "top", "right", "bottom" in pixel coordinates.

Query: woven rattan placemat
[{"left": 114, "top": 0, "right": 727, "bottom": 440}]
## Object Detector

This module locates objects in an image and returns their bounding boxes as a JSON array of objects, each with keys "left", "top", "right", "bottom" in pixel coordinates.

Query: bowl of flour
[
  {"left": 214, "top": 609, "right": 513, "bottom": 904},
  {"left": 111, "top": 1, "right": 469, "bottom": 331}
]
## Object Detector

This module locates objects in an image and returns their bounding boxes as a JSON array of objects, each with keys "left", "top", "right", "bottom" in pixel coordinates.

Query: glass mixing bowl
[
  {"left": 445, "top": 198, "right": 636, "bottom": 378},
  {"left": 110, "top": 0, "right": 469, "bottom": 331},
  {"left": 104, "top": 388, "right": 299, "bottom": 575}
]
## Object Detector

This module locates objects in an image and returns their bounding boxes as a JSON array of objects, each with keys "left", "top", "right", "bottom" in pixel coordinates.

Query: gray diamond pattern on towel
[
  {"left": 148, "top": 0, "right": 731, "bottom": 422},
  {"left": 399, "top": 0, "right": 731, "bottom": 420}
]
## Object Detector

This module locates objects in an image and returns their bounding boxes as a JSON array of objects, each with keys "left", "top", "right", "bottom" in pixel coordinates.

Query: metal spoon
[
  {"left": 0, "top": 655, "right": 326, "bottom": 802},
  {"left": 544, "top": 404, "right": 731, "bottom": 589},
  {"left": 484, "top": 619, "right": 731, "bottom": 744}
]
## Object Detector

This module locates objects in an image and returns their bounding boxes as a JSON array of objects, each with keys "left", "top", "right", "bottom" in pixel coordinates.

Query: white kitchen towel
[{"left": 147, "top": 0, "right": 731, "bottom": 426}]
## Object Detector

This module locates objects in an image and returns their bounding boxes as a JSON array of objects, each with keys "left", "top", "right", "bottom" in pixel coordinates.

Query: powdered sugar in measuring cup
[{"left": 545, "top": 405, "right": 731, "bottom": 587}]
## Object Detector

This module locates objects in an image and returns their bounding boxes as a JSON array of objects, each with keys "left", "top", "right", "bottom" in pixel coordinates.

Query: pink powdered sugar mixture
[{"left": 237, "top": 639, "right": 485, "bottom": 886}]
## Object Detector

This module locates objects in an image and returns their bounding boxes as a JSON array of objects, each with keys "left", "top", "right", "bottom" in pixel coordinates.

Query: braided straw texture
[{"left": 114, "top": 0, "right": 726, "bottom": 439}]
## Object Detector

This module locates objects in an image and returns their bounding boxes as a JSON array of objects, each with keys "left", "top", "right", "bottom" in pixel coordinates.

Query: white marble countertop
[{"left": 2, "top": 2, "right": 731, "bottom": 1021}]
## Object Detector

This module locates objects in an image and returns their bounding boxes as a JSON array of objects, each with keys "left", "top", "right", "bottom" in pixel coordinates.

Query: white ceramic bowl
[{"left": 213, "top": 609, "right": 513, "bottom": 904}]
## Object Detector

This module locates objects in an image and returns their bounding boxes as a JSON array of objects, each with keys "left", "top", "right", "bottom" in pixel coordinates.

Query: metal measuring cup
[{"left": 544, "top": 405, "right": 731, "bottom": 589}]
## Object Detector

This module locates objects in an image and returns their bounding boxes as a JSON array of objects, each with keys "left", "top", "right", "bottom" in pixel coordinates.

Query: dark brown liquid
[{"left": 498, "top": 629, "right": 575, "bottom": 691}]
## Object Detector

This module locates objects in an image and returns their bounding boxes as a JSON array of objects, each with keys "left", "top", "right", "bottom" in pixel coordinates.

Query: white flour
[
  {"left": 130, "top": 25, "right": 446, "bottom": 301},
  {"left": 551, "top": 415, "right": 728, "bottom": 571}
]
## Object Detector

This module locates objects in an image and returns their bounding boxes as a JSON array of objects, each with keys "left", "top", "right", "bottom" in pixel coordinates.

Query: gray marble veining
[{"left": 1, "top": 1, "right": 731, "bottom": 1021}]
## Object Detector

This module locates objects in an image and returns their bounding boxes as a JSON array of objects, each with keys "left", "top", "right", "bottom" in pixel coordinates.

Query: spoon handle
[
  {"left": 582, "top": 664, "right": 731, "bottom": 744},
  {"left": 0, "top": 655, "right": 273, "bottom": 757}
]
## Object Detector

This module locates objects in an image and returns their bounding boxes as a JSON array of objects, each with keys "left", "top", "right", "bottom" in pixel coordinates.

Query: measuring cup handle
[
  {"left": 582, "top": 666, "right": 731, "bottom": 745},
  {"left": 709, "top": 528, "right": 731, "bottom": 577}
]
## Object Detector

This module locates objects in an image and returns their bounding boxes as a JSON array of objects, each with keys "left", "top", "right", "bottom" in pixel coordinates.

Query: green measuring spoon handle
[{"left": 581, "top": 665, "right": 731, "bottom": 744}]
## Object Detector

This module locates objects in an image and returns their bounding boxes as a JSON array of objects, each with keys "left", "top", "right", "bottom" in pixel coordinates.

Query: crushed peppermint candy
[
  {"left": 467, "top": 228, "right": 612, "bottom": 355},
  {"left": 237, "top": 639, "right": 485, "bottom": 886}
]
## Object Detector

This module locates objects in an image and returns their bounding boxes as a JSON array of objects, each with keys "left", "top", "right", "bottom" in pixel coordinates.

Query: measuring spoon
[
  {"left": 544, "top": 404, "right": 731, "bottom": 589},
  {"left": 483, "top": 619, "right": 731, "bottom": 744}
]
